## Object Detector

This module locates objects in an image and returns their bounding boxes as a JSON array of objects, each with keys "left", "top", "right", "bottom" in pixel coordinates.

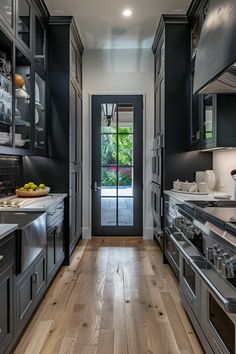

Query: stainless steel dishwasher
[{"left": 0, "top": 212, "right": 46, "bottom": 274}]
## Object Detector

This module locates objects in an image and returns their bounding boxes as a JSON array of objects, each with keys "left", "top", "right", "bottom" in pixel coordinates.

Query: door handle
[{"left": 94, "top": 181, "right": 101, "bottom": 192}]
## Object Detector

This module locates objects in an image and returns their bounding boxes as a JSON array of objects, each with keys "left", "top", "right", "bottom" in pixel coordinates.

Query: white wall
[
  {"left": 213, "top": 149, "right": 236, "bottom": 197},
  {"left": 82, "top": 49, "right": 154, "bottom": 239}
]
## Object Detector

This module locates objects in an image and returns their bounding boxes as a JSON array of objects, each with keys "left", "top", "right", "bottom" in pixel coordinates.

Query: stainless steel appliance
[
  {"left": 151, "top": 135, "right": 163, "bottom": 248},
  {"left": 0, "top": 212, "right": 46, "bottom": 274},
  {"left": 165, "top": 200, "right": 236, "bottom": 354}
]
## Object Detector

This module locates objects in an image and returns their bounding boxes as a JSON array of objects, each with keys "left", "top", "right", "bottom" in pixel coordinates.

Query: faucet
[{"left": 231, "top": 170, "right": 236, "bottom": 200}]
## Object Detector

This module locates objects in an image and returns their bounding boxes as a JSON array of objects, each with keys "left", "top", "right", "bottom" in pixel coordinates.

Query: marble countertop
[
  {"left": 164, "top": 190, "right": 234, "bottom": 203},
  {"left": 0, "top": 194, "right": 67, "bottom": 212},
  {"left": 0, "top": 224, "right": 18, "bottom": 241}
]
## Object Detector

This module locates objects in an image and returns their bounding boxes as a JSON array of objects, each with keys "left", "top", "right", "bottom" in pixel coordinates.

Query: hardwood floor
[{"left": 14, "top": 238, "right": 204, "bottom": 354}]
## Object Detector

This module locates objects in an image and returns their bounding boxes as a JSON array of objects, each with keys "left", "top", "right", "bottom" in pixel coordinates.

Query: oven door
[
  {"left": 151, "top": 182, "right": 163, "bottom": 248},
  {"left": 180, "top": 255, "right": 201, "bottom": 322},
  {"left": 164, "top": 226, "right": 180, "bottom": 278},
  {"left": 201, "top": 285, "right": 236, "bottom": 354},
  {"left": 152, "top": 147, "right": 162, "bottom": 185}
]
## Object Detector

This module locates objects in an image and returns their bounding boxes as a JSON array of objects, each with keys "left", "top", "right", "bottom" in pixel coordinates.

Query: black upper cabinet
[
  {"left": 17, "top": 0, "right": 31, "bottom": 49},
  {"left": 0, "top": 0, "right": 49, "bottom": 156},
  {"left": 188, "top": 0, "right": 236, "bottom": 151},
  {"left": 0, "top": 0, "right": 13, "bottom": 28}
]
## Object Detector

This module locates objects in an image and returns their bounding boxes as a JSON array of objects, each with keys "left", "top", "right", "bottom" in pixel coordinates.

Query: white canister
[
  {"left": 204, "top": 170, "right": 216, "bottom": 191},
  {"left": 173, "top": 179, "right": 181, "bottom": 190},
  {"left": 198, "top": 182, "right": 208, "bottom": 193}
]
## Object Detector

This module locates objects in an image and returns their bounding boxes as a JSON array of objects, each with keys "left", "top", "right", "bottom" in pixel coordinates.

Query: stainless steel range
[{"left": 165, "top": 199, "right": 236, "bottom": 354}]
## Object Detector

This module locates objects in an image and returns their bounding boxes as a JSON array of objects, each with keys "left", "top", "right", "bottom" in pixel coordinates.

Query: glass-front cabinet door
[
  {"left": 0, "top": 31, "right": 13, "bottom": 147},
  {"left": 17, "top": 0, "right": 31, "bottom": 48},
  {"left": 34, "top": 72, "right": 45, "bottom": 148},
  {"left": 15, "top": 48, "right": 31, "bottom": 149},
  {"left": 0, "top": 0, "right": 13, "bottom": 27},
  {"left": 203, "top": 94, "right": 215, "bottom": 144},
  {"left": 35, "top": 17, "right": 45, "bottom": 67}
]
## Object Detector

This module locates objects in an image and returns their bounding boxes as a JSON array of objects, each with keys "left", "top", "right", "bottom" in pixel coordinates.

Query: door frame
[
  {"left": 91, "top": 94, "right": 143, "bottom": 236},
  {"left": 84, "top": 92, "right": 148, "bottom": 238}
]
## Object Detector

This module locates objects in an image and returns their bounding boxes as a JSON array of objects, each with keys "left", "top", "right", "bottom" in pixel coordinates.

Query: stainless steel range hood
[{"left": 194, "top": 0, "right": 236, "bottom": 94}]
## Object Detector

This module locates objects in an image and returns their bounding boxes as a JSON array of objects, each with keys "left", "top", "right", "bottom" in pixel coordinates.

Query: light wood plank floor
[{"left": 14, "top": 238, "right": 204, "bottom": 354}]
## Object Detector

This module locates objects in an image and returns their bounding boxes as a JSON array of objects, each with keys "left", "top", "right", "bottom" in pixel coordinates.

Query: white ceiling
[{"left": 45, "top": 0, "right": 191, "bottom": 49}]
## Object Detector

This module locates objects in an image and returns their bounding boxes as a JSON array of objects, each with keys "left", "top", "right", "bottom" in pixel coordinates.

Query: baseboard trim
[
  {"left": 82, "top": 227, "right": 92, "bottom": 239},
  {"left": 143, "top": 227, "right": 154, "bottom": 240}
]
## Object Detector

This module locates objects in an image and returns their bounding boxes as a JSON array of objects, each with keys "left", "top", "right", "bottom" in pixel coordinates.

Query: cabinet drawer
[
  {"left": 0, "top": 234, "right": 15, "bottom": 270},
  {"left": 47, "top": 201, "right": 64, "bottom": 227}
]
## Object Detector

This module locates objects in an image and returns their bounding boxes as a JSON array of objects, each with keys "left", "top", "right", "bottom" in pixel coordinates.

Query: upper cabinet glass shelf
[
  {"left": 0, "top": 30, "right": 13, "bottom": 147},
  {"left": 15, "top": 48, "right": 31, "bottom": 149},
  {"left": 0, "top": 0, "right": 13, "bottom": 26},
  {"left": 17, "top": 0, "right": 31, "bottom": 48}
]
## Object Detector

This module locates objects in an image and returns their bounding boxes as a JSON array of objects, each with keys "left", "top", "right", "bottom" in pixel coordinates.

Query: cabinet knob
[{"left": 0, "top": 255, "right": 3, "bottom": 261}]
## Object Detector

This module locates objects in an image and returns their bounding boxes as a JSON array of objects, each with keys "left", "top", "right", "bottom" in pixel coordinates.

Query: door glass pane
[
  {"left": 118, "top": 134, "right": 133, "bottom": 166},
  {"left": 118, "top": 103, "right": 133, "bottom": 132},
  {"left": 203, "top": 94, "right": 213, "bottom": 141},
  {"left": 35, "top": 17, "right": 45, "bottom": 67},
  {"left": 0, "top": 30, "right": 12, "bottom": 146},
  {"left": 118, "top": 198, "right": 133, "bottom": 226},
  {"left": 118, "top": 167, "right": 133, "bottom": 196},
  {"left": 101, "top": 103, "right": 117, "bottom": 133},
  {"left": 15, "top": 48, "right": 31, "bottom": 149},
  {"left": 101, "top": 198, "right": 116, "bottom": 226},
  {"left": 101, "top": 167, "right": 117, "bottom": 196},
  {"left": 100, "top": 101, "right": 135, "bottom": 227},
  {"left": 101, "top": 134, "right": 117, "bottom": 166},
  {"left": 0, "top": 0, "right": 13, "bottom": 26},
  {"left": 35, "top": 73, "right": 45, "bottom": 148},
  {"left": 17, "top": 0, "right": 30, "bottom": 48}
]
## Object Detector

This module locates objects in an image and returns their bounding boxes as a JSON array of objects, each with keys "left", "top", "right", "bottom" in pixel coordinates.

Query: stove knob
[
  {"left": 216, "top": 256, "right": 224, "bottom": 272},
  {"left": 207, "top": 247, "right": 214, "bottom": 261}
]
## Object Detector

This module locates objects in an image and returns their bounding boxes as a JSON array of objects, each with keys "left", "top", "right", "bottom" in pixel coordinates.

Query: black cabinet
[
  {"left": 46, "top": 17, "right": 83, "bottom": 261},
  {"left": 188, "top": 0, "right": 236, "bottom": 151},
  {"left": 15, "top": 249, "right": 46, "bottom": 337},
  {"left": 0, "top": 234, "right": 14, "bottom": 354},
  {"left": 23, "top": 17, "right": 83, "bottom": 265},
  {"left": 47, "top": 214, "right": 64, "bottom": 285},
  {"left": 0, "top": 0, "right": 49, "bottom": 156}
]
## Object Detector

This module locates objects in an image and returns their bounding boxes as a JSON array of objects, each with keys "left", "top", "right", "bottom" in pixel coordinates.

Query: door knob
[{"left": 94, "top": 181, "right": 101, "bottom": 192}]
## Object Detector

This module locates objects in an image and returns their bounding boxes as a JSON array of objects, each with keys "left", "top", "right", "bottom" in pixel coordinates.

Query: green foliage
[{"left": 101, "top": 129, "right": 133, "bottom": 187}]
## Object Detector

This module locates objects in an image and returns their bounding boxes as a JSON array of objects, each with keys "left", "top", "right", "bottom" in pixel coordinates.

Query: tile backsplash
[
  {"left": 0, "top": 155, "right": 22, "bottom": 196},
  {"left": 213, "top": 149, "right": 236, "bottom": 197}
]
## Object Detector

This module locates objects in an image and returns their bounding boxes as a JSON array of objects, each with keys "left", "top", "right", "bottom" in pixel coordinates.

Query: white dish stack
[{"left": 172, "top": 170, "right": 216, "bottom": 194}]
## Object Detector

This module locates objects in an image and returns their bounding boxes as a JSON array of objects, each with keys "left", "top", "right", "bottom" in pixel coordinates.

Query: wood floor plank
[{"left": 14, "top": 238, "right": 203, "bottom": 354}]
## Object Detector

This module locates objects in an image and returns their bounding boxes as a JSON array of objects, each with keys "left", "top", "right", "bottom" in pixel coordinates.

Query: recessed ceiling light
[{"left": 123, "top": 9, "right": 132, "bottom": 17}]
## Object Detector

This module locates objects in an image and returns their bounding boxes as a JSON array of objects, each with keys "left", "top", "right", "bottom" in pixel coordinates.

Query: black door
[{"left": 92, "top": 95, "right": 143, "bottom": 236}]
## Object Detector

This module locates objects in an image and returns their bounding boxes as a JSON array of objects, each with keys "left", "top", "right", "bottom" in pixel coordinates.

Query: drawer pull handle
[
  {"left": 48, "top": 211, "right": 56, "bottom": 216},
  {"left": 0, "top": 255, "right": 3, "bottom": 261}
]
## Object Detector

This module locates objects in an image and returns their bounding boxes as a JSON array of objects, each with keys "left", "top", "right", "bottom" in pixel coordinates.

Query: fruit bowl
[{"left": 16, "top": 187, "right": 50, "bottom": 198}]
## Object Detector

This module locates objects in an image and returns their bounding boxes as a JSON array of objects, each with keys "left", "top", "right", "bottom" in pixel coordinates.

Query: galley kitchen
[{"left": 0, "top": 0, "right": 236, "bottom": 353}]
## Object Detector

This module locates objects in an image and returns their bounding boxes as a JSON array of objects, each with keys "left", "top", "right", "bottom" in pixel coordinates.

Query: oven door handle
[
  {"left": 190, "top": 261, "right": 236, "bottom": 314},
  {"left": 168, "top": 231, "right": 192, "bottom": 262}
]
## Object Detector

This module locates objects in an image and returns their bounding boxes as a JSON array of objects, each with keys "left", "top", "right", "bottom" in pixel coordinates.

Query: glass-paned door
[{"left": 92, "top": 95, "right": 143, "bottom": 236}]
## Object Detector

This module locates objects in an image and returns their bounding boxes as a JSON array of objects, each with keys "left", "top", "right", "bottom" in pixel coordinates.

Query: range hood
[{"left": 194, "top": 0, "right": 236, "bottom": 94}]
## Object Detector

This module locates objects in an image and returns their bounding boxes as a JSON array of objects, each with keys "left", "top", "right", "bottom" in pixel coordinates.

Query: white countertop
[
  {"left": 0, "top": 193, "right": 67, "bottom": 212},
  {"left": 0, "top": 224, "right": 18, "bottom": 241},
  {"left": 164, "top": 190, "right": 234, "bottom": 204}
]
